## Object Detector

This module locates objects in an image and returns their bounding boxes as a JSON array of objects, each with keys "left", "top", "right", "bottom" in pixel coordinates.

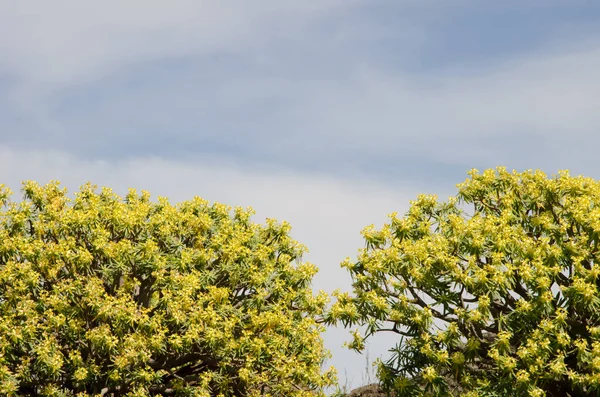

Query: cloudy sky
[{"left": 2, "top": 0, "right": 600, "bottom": 391}]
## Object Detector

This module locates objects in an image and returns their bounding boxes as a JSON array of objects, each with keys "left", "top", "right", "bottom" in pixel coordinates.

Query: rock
[{"left": 346, "top": 383, "right": 396, "bottom": 397}]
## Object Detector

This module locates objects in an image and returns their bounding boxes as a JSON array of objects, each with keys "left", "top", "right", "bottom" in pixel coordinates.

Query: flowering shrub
[
  {"left": 328, "top": 168, "right": 600, "bottom": 396},
  {"left": 0, "top": 181, "right": 335, "bottom": 396}
]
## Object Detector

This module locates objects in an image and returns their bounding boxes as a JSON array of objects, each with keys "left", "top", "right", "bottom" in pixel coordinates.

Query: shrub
[
  {"left": 0, "top": 181, "right": 335, "bottom": 396},
  {"left": 329, "top": 168, "right": 600, "bottom": 396}
]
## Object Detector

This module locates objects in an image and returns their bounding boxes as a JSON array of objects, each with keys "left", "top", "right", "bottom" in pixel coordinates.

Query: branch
[
  {"left": 135, "top": 275, "right": 156, "bottom": 309},
  {"left": 148, "top": 352, "right": 218, "bottom": 372},
  {"left": 401, "top": 276, "right": 458, "bottom": 323}
]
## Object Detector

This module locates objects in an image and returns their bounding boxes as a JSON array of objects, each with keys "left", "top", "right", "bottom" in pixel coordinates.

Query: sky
[{"left": 1, "top": 0, "right": 600, "bottom": 391}]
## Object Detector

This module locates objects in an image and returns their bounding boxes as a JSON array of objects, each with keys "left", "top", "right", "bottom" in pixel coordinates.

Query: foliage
[
  {"left": 0, "top": 181, "right": 335, "bottom": 396},
  {"left": 328, "top": 168, "right": 600, "bottom": 396}
]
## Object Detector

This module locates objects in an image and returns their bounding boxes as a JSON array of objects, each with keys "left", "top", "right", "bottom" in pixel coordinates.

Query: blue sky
[{"left": 2, "top": 0, "right": 600, "bottom": 391}]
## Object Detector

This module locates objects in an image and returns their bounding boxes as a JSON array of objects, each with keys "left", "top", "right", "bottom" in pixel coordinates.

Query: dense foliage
[
  {"left": 328, "top": 168, "right": 600, "bottom": 396},
  {"left": 0, "top": 181, "right": 335, "bottom": 396}
]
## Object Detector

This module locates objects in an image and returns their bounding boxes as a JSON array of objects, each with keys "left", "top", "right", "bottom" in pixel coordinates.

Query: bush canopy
[
  {"left": 328, "top": 168, "right": 600, "bottom": 397},
  {"left": 0, "top": 181, "right": 335, "bottom": 397}
]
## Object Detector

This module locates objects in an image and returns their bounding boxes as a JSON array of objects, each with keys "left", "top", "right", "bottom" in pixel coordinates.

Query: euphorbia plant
[
  {"left": 329, "top": 168, "right": 600, "bottom": 396},
  {"left": 0, "top": 181, "right": 335, "bottom": 396}
]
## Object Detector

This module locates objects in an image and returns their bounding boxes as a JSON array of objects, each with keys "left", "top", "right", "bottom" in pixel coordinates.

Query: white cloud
[
  {"left": 0, "top": 1, "right": 349, "bottom": 94},
  {"left": 0, "top": 145, "right": 433, "bottom": 389},
  {"left": 4, "top": 1, "right": 599, "bottom": 176},
  {"left": 297, "top": 41, "right": 600, "bottom": 166}
]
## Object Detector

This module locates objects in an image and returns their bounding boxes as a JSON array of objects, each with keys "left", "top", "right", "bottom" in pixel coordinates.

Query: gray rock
[{"left": 346, "top": 383, "right": 396, "bottom": 397}]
